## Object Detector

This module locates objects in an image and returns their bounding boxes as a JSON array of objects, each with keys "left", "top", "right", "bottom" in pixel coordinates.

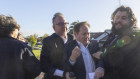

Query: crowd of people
[{"left": 0, "top": 5, "right": 140, "bottom": 79}]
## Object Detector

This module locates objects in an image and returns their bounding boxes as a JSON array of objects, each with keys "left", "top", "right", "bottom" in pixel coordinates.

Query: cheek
[
  {"left": 113, "top": 20, "right": 117, "bottom": 24},
  {"left": 56, "top": 27, "right": 62, "bottom": 31},
  {"left": 123, "top": 21, "right": 130, "bottom": 25}
]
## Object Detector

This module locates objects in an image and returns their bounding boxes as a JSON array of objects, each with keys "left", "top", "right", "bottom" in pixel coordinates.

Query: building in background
[{"left": 90, "top": 29, "right": 111, "bottom": 47}]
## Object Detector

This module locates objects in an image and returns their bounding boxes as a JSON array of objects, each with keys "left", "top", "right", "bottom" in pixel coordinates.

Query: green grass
[
  {"left": 37, "top": 45, "right": 42, "bottom": 48},
  {"left": 33, "top": 50, "right": 41, "bottom": 60}
]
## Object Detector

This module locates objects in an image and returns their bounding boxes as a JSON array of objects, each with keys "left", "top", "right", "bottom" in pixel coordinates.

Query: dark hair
[
  {"left": 52, "top": 12, "right": 64, "bottom": 24},
  {"left": 74, "top": 21, "right": 90, "bottom": 33},
  {"left": 111, "top": 5, "right": 137, "bottom": 27},
  {"left": 0, "top": 15, "right": 20, "bottom": 37}
]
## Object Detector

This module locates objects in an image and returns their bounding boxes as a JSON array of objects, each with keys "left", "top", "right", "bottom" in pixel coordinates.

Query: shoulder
[
  {"left": 65, "top": 40, "right": 78, "bottom": 50},
  {"left": 88, "top": 40, "right": 99, "bottom": 53},
  {"left": 42, "top": 33, "right": 57, "bottom": 43},
  {"left": 66, "top": 40, "right": 77, "bottom": 46},
  {"left": 89, "top": 40, "right": 98, "bottom": 48},
  {"left": 10, "top": 38, "right": 32, "bottom": 52},
  {"left": 90, "top": 40, "right": 98, "bottom": 44},
  {"left": 67, "top": 33, "right": 73, "bottom": 39}
]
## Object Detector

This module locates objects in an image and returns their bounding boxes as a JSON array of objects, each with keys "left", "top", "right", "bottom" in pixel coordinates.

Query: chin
[{"left": 115, "top": 26, "right": 122, "bottom": 30}]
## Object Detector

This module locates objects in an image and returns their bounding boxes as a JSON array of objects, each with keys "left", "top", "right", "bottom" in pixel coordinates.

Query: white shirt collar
[{"left": 76, "top": 40, "right": 89, "bottom": 48}]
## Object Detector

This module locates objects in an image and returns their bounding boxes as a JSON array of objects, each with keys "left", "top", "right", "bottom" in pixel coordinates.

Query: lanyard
[{"left": 108, "top": 35, "right": 119, "bottom": 48}]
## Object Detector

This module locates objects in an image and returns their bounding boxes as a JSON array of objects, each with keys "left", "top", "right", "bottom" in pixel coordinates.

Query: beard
[{"left": 111, "top": 22, "right": 131, "bottom": 35}]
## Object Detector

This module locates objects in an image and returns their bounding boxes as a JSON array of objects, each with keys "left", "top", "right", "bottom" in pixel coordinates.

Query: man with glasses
[{"left": 40, "top": 12, "right": 73, "bottom": 79}]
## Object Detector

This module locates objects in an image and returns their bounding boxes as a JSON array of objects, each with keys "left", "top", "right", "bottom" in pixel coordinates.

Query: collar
[
  {"left": 55, "top": 33, "right": 68, "bottom": 44},
  {"left": 76, "top": 40, "right": 89, "bottom": 48}
]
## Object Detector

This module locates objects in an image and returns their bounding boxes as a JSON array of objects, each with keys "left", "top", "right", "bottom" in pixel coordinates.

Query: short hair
[
  {"left": 74, "top": 21, "right": 90, "bottom": 33},
  {"left": 52, "top": 12, "right": 64, "bottom": 24},
  {"left": 111, "top": 5, "right": 137, "bottom": 27},
  {"left": 0, "top": 15, "right": 20, "bottom": 37}
]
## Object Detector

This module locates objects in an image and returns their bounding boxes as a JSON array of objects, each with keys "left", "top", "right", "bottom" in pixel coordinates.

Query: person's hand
[
  {"left": 92, "top": 51, "right": 103, "bottom": 59},
  {"left": 94, "top": 67, "right": 104, "bottom": 78},
  {"left": 70, "top": 46, "right": 81, "bottom": 62},
  {"left": 65, "top": 72, "right": 76, "bottom": 79}
]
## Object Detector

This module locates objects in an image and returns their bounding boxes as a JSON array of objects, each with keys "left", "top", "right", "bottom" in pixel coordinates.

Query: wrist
[
  {"left": 100, "top": 53, "right": 104, "bottom": 59},
  {"left": 70, "top": 57, "right": 75, "bottom": 62}
]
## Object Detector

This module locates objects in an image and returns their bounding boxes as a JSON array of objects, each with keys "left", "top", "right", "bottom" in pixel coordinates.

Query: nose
[
  {"left": 62, "top": 23, "right": 68, "bottom": 28},
  {"left": 85, "top": 34, "right": 90, "bottom": 39},
  {"left": 116, "top": 17, "right": 122, "bottom": 23}
]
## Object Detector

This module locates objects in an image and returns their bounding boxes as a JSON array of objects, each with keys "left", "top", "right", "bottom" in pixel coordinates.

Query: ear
[{"left": 74, "top": 32, "right": 78, "bottom": 37}]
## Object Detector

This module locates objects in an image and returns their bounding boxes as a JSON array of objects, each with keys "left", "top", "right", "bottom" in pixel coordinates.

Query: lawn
[
  {"left": 37, "top": 45, "right": 42, "bottom": 48},
  {"left": 33, "top": 50, "right": 41, "bottom": 60}
]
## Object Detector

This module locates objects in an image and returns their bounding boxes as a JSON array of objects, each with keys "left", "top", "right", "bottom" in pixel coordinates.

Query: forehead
[
  {"left": 79, "top": 25, "right": 89, "bottom": 32},
  {"left": 115, "top": 11, "right": 128, "bottom": 17},
  {"left": 54, "top": 16, "right": 66, "bottom": 23}
]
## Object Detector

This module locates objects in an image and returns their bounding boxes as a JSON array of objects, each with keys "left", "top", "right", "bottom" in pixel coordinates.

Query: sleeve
[
  {"left": 63, "top": 42, "right": 75, "bottom": 72},
  {"left": 96, "top": 43, "right": 104, "bottom": 68},
  {"left": 22, "top": 46, "right": 41, "bottom": 78},
  {"left": 53, "top": 69, "right": 64, "bottom": 77},
  {"left": 40, "top": 38, "right": 56, "bottom": 75},
  {"left": 89, "top": 41, "right": 104, "bottom": 68},
  {"left": 69, "top": 59, "right": 76, "bottom": 65}
]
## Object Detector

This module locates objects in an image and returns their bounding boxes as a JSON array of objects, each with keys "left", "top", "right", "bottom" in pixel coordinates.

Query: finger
[
  {"left": 92, "top": 53, "right": 95, "bottom": 56},
  {"left": 99, "top": 72, "right": 102, "bottom": 78},
  {"left": 94, "top": 72, "right": 97, "bottom": 78},
  {"left": 101, "top": 72, "right": 104, "bottom": 77},
  {"left": 74, "top": 48, "right": 79, "bottom": 53},
  {"left": 97, "top": 72, "right": 100, "bottom": 78},
  {"left": 73, "top": 46, "right": 78, "bottom": 52},
  {"left": 75, "top": 46, "right": 79, "bottom": 50}
]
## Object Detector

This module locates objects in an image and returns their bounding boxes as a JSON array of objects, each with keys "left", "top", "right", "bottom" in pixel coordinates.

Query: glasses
[{"left": 56, "top": 22, "right": 69, "bottom": 26}]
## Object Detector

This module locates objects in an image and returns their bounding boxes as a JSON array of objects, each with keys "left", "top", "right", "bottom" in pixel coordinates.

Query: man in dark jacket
[
  {"left": 94, "top": 6, "right": 140, "bottom": 79},
  {"left": 0, "top": 15, "right": 41, "bottom": 79},
  {"left": 65, "top": 22, "right": 104, "bottom": 79},
  {"left": 40, "top": 12, "right": 73, "bottom": 79}
]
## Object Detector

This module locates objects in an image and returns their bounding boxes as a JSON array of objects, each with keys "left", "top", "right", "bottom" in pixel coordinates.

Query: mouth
[
  {"left": 115, "top": 23, "right": 122, "bottom": 30},
  {"left": 84, "top": 39, "right": 89, "bottom": 42},
  {"left": 115, "top": 23, "right": 122, "bottom": 26}
]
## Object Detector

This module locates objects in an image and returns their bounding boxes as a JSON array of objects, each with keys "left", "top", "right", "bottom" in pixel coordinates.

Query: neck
[{"left": 59, "top": 33, "right": 67, "bottom": 38}]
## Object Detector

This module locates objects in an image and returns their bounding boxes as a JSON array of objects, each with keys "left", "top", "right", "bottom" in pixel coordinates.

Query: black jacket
[
  {"left": 102, "top": 27, "right": 140, "bottom": 79},
  {"left": 40, "top": 33, "right": 73, "bottom": 79},
  {"left": 0, "top": 37, "right": 41, "bottom": 79},
  {"left": 65, "top": 40, "right": 104, "bottom": 79}
]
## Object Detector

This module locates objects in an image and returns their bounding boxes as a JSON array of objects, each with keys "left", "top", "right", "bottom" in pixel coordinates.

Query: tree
[
  {"left": 28, "top": 34, "right": 37, "bottom": 48},
  {"left": 68, "top": 21, "right": 79, "bottom": 35},
  {"left": 41, "top": 34, "right": 49, "bottom": 42}
]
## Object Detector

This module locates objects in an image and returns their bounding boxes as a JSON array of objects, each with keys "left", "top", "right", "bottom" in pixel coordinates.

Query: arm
[
  {"left": 93, "top": 54, "right": 104, "bottom": 78},
  {"left": 40, "top": 38, "right": 56, "bottom": 76},
  {"left": 63, "top": 43, "right": 77, "bottom": 72},
  {"left": 23, "top": 46, "right": 41, "bottom": 78},
  {"left": 90, "top": 41, "right": 104, "bottom": 78}
]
